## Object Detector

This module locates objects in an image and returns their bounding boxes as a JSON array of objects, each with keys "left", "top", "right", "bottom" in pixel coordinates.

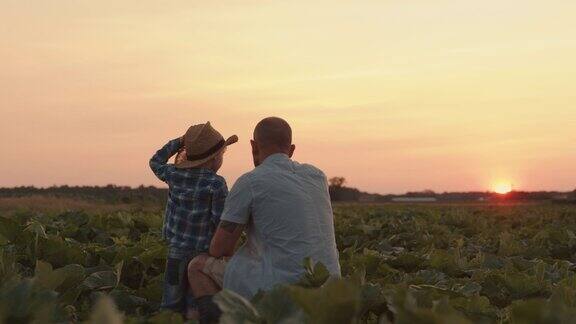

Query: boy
[{"left": 149, "top": 122, "right": 237, "bottom": 316}]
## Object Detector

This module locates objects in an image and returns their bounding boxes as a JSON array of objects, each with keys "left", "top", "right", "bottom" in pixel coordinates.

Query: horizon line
[{"left": 1, "top": 184, "right": 574, "bottom": 197}]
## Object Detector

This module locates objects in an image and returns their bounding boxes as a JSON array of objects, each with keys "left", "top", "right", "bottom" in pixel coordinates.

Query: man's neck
[
  {"left": 254, "top": 151, "right": 289, "bottom": 167},
  {"left": 261, "top": 149, "right": 289, "bottom": 160}
]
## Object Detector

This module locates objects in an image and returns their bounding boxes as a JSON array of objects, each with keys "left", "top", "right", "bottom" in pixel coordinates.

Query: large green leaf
[
  {"left": 289, "top": 279, "right": 362, "bottom": 324},
  {"left": 137, "top": 245, "right": 166, "bottom": 268},
  {"left": 24, "top": 220, "right": 48, "bottom": 240},
  {"left": 34, "top": 260, "right": 85, "bottom": 292},
  {"left": 254, "top": 286, "right": 306, "bottom": 323},
  {"left": 82, "top": 262, "right": 123, "bottom": 292},
  {"left": 0, "top": 277, "right": 67, "bottom": 323},
  {"left": 215, "top": 289, "right": 264, "bottom": 324},
  {"left": 38, "top": 236, "right": 87, "bottom": 267},
  {"left": 298, "top": 258, "right": 330, "bottom": 288},
  {"left": 507, "top": 298, "right": 576, "bottom": 324},
  {"left": 0, "top": 216, "right": 24, "bottom": 243},
  {"left": 135, "top": 275, "right": 163, "bottom": 304},
  {"left": 109, "top": 288, "right": 149, "bottom": 313}
]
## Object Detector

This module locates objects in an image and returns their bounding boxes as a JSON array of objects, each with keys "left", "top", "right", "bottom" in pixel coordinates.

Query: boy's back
[
  {"left": 150, "top": 137, "right": 230, "bottom": 252},
  {"left": 160, "top": 163, "right": 227, "bottom": 251}
]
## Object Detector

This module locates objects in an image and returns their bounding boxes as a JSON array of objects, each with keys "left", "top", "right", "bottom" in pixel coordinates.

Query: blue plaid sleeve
[
  {"left": 210, "top": 179, "right": 228, "bottom": 226},
  {"left": 149, "top": 138, "right": 183, "bottom": 182}
]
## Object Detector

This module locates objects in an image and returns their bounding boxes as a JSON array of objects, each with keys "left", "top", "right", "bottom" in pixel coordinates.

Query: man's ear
[
  {"left": 288, "top": 144, "right": 296, "bottom": 158},
  {"left": 251, "top": 140, "right": 260, "bottom": 167}
]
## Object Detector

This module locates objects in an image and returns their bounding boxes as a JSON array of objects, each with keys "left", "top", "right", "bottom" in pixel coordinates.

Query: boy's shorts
[
  {"left": 200, "top": 256, "right": 229, "bottom": 287},
  {"left": 161, "top": 247, "right": 200, "bottom": 313}
]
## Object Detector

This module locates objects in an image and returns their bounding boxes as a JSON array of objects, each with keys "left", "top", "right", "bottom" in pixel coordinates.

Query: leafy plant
[{"left": 2, "top": 200, "right": 576, "bottom": 323}]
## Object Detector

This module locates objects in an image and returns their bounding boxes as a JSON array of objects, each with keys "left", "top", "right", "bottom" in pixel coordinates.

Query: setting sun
[{"left": 493, "top": 182, "right": 513, "bottom": 194}]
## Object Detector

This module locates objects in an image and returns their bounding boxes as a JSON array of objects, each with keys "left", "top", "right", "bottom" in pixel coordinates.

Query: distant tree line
[
  {"left": 0, "top": 185, "right": 168, "bottom": 205},
  {"left": 401, "top": 189, "right": 576, "bottom": 202},
  {"left": 328, "top": 177, "right": 576, "bottom": 203},
  {"left": 328, "top": 177, "right": 361, "bottom": 202},
  {"left": 1, "top": 183, "right": 575, "bottom": 204}
]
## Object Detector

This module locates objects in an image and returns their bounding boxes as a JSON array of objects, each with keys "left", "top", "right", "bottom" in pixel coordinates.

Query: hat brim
[{"left": 174, "top": 135, "right": 238, "bottom": 168}]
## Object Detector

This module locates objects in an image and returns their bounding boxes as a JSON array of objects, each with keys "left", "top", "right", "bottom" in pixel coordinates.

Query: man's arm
[
  {"left": 209, "top": 174, "right": 253, "bottom": 257},
  {"left": 209, "top": 220, "right": 244, "bottom": 257},
  {"left": 149, "top": 137, "right": 183, "bottom": 182}
]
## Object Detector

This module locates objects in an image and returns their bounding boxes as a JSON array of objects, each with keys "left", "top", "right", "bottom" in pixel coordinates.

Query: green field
[{"left": 1, "top": 197, "right": 576, "bottom": 323}]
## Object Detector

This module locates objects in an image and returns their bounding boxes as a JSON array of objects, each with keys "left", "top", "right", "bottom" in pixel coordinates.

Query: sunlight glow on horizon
[
  {"left": 1, "top": 0, "right": 575, "bottom": 193},
  {"left": 493, "top": 182, "right": 513, "bottom": 195}
]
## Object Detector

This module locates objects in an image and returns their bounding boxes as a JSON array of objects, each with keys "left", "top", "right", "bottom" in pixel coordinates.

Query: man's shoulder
[
  {"left": 253, "top": 159, "right": 327, "bottom": 181},
  {"left": 295, "top": 161, "right": 327, "bottom": 179},
  {"left": 229, "top": 171, "right": 254, "bottom": 191}
]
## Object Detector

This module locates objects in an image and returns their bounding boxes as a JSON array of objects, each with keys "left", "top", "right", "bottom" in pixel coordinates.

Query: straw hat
[{"left": 175, "top": 122, "right": 238, "bottom": 168}]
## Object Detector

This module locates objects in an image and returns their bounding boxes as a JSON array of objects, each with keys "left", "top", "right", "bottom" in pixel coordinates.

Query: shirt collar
[{"left": 262, "top": 153, "right": 290, "bottom": 165}]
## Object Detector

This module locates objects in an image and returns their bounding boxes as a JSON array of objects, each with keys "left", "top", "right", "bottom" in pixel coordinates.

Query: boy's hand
[
  {"left": 177, "top": 136, "right": 185, "bottom": 154},
  {"left": 176, "top": 136, "right": 185, "bottom": 151}
]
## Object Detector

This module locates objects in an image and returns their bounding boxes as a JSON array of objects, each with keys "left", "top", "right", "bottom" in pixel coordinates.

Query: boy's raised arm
[{"left": 149, "top": 137, "right": 183, "bottom": 182}]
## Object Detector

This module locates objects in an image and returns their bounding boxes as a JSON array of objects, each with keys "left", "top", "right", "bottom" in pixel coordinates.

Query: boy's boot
[{"left": 197, "top": 295, "right": 222, "bottom": 324}]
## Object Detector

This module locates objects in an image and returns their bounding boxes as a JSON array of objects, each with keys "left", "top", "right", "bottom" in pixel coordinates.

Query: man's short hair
[{"left": 254, "top": 117, "right": 292, "bottom": 150}]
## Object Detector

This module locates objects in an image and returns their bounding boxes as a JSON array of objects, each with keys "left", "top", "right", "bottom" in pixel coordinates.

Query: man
[{"left": 188, "top": 117, "right": 341, "bottom": 323}]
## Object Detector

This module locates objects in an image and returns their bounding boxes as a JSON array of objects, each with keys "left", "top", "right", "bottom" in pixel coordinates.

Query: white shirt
[{"left": 221, "top": 153, "right": 341, "bottom": 298}]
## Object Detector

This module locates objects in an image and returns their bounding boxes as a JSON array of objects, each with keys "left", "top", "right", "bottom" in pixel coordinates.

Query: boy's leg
[{"left": 161, "top": 248, "right": 196, "bottom": 313}]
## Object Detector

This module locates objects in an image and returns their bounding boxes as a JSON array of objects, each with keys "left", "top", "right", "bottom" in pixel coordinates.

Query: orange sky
[{"left": 1, "top": 0, "right": 575, "bottom": 193}]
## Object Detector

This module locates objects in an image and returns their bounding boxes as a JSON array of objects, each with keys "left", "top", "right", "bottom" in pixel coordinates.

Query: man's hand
[{"left": 209, "top": 220, "right": 244, "bottom": 258}]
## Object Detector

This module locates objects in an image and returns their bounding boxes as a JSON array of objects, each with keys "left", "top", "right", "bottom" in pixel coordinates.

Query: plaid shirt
[{"left": 149, "top": 138, "right": 228, "bottom": 251}]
